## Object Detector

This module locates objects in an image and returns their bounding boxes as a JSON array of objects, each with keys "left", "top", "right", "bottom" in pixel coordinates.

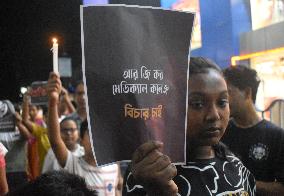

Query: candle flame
[{"left": 52, "top": 38, "right": 57, "bottom": 44}]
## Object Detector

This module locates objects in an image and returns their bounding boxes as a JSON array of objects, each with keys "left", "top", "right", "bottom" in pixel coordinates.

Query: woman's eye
[
  {"left": 189, "top": 101, "right": 204, "bottom": 109},
  {"left": 218, "top": 99, "right": 229, "bottom": 108}
]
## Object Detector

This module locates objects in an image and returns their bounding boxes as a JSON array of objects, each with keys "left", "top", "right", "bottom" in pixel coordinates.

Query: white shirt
[
  {"left": 0, "top": 142, "right": 8, "bottom": 156},
  {"left": 42, "top": 144, "right": 85, "bottom": 173},
  {"left": 64, "top": 151, "right": 119, "bottom": 196}
]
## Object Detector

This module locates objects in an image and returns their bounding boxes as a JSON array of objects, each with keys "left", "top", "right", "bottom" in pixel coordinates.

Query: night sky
[
  {"left": 0, "top": 0, "right": 160, "bottom": 103},
  {"left": 0, "top": 0, "right": 82, "bottom": 102}
]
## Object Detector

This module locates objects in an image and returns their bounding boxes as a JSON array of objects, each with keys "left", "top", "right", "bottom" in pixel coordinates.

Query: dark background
[{"left": 0, "top": 0, "right": 160, "bottom": 103}]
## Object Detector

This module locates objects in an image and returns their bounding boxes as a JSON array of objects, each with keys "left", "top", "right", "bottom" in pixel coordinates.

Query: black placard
[{"left": 81, "top": 5, "right": 194, "bottom": 165}]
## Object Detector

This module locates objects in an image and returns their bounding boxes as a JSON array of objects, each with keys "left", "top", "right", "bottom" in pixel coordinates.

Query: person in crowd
[
  {"left": 29, "top": 104, "right": 45, "bottom": 127},
  {"left": 68, "top": 81, "right": 87, "bottom": 128},
  {"left": 222, "top": 65, "right": 284, "bottom": 195},
  {"left": 14, "top": 111, "right": 33, "bottom": 144},
  {"left": 22, "top": 95, "right": 50, "bottom": 172},
  {"left": 42, "top": 116, "right": 84, "bottom": 173},
  {"left": 21, "top": 95, "right": 45, "bottom": 179},
  {"left": 58, "top": 86, "right": 76, "bottom": 121},
  {"left": 7, "top": 170, "right": 97, "bottom": 196},
  {"left": 47, "top": 72, "right": 122, "bottom": 196},
  {"left": 0, "top": 142, "right": 8, "bottom": 195},
  {"left": 0, "top": 100, "right": 31, "bottom": 192},
  {"left": 122, "top": 57, "right": 256, "bottom": 195}
]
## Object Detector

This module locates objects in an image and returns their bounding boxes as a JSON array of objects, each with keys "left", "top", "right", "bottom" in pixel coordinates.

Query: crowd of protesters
[
  {"left": 0, "top": 75, "right": 123, "bottom": 196},
  {"left": 0, "top": 57, "right": 283, "bottom": 195}
]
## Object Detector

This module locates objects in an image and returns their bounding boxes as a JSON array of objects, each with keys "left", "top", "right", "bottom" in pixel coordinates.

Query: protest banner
[
  {"left": 30, "top": 81, "right": 48, "bottom": 106},
  {"left": 0, "top": 100, "right": 15, "bottom": 132},
  {"left": 81, "top": 5, "right": 194, "bottom": 165}
]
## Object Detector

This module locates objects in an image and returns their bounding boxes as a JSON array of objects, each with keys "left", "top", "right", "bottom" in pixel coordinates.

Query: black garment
[
  {"left": 7, "top": 172, "right": 28, "bottom": 193},
  {"left": 123, "top": 146, "right": 256, "bottom": 195},
  {"left": 222, "top": 119, "right": 284, "bottom": 182}
]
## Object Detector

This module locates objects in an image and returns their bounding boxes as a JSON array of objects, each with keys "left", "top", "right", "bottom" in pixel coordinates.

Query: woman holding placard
[{"left": 123, "top": 57, "right": 256, "bottom": 195}]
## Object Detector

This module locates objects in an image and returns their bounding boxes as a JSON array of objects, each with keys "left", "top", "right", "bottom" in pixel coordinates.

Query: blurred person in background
[
  {"left": 0, "top": 100, "right": 32, "bottom": 192},
  {"left": 22, "top": 95, "right": 50, "bottom": 173},
  {"left": 57, "top": 87, "right": 76, "bottom": 122},
  {"left": 47, "top": 72, "right": 122, "bottom": 195},
  {"left": 42, "top": 116, "right": 84, "bottom": 173},
  {"left": 222, "top": 65, "right": 284, "bottom": 195},
  {"left": 21, "top": 96, "right": 43, "bottom": 180},
  {"left": 68, "top": 81, "right": 87, "bottom": 129},
  {"left": 29, "top": 104, "right": 45, "bottom": 127}
]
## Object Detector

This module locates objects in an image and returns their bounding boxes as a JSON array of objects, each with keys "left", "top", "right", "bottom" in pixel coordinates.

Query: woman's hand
[
  {"left": 131, "top": 141, "right": 178, "bottom": 196},
  {"left": 47, "top": 72, "right": 62, "bottom": 106},
  {"left": 14, "top": 112, "right": 22, "bottom": 125}
]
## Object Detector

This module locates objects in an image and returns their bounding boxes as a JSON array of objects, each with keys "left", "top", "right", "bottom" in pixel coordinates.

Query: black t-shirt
[
  {"left": 123, "top": 150, "right": 256, "bottom": 195},
  {"left": 222, "top": 119, "right": 284, "bottom": 182}
]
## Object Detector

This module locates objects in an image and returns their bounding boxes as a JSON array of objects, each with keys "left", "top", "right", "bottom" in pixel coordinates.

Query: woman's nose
[{"left": 205, "top": 105, "right": 220, "bottom": 122}]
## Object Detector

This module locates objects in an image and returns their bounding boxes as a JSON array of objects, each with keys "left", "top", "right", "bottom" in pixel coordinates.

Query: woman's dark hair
[
  {"left": 80, "top": 119, "right": 88, "bottom": 139},
  {"left": 213, "top": 142, "right": 234, "bottom": 160},
  {"left": 7, "top": 171, "right": 97, "bottom": 196},
  {"left": 60, "top": 116, "right": 77, "bottom": 126},
  {"left": 189, "top": 57, "right": 222, "bottom": 76}
]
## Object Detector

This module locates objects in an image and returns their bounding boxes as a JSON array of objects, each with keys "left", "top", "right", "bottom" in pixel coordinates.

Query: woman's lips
[{"left": 203, "top": 127, "right": 221, "bottom": 137}]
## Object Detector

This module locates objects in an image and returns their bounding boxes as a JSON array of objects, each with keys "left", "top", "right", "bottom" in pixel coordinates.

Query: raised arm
[
  {"left": 47, "top": 72, "right": 68, "bottom": 167},
  {"left": 130, "top": 141, "right": 178, "bottom": 196},
  {"left": 22, "top": 93, "right": 35, "bottom": 131},
  {"left": 15, "top": 112, "right": 33, "bottom": 140},
  {"left": 60, "top": 87, "right": 76, "bottom": 114}
]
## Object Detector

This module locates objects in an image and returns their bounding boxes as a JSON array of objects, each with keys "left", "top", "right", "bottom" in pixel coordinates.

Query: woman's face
[
  {"left": 60, "top": 120, "right": 79, "bottom": 150},
  {"left": 75, "top": 83, "right": 86, "bottom": 111},
  {"left": 29, "top": 105, "right": 38, "bottom": 120},
  {"left": 187, "top": 69, "right": 229, "bottom": 147},
  {"left": 226, "top": 82, "right": 247, "bottom": 118}
]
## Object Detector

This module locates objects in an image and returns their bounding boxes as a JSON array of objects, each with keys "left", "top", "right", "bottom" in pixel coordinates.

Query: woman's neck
[
  {"left": 187, "top": 145, "right": 215, "bottom": 161},
  {"left": 67, "top": 144, "right": 77, "bottom": 152},
  {"left": 77, "top": 109, "right": 87, "bottom": 121}
]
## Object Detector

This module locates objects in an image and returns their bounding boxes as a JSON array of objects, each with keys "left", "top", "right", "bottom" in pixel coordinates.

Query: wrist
[
  {"left": 48, "top": 99, "right": 59, "bottom": 107},
  {"left": 144, "top": 184, "right": 165, "bottom": 196},
  {"left": 63, "top": 94, "right": 69, "bottom": 100}
]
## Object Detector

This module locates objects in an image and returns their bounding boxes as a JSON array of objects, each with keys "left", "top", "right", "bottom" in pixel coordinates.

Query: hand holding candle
[{"left": 52, "top": 38, "right": 59, "bottom": 73}]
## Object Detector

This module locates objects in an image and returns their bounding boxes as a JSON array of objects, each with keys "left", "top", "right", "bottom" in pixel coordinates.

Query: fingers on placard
[{"left": 132, "top": 141, "right": 163, "bottom": 164}]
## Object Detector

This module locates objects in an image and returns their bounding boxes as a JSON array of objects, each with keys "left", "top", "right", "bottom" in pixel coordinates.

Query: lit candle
[{"left": 52, "top": 38, "right": 59, "bottom": 73}]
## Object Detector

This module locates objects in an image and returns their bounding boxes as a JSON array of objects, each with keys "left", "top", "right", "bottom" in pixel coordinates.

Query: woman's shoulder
[
  {"left": 175, "top": 145, "right": 256, "bottom": 195},
  {"left": 177, "top": 143, "right": 244, "bottom": 175}
]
